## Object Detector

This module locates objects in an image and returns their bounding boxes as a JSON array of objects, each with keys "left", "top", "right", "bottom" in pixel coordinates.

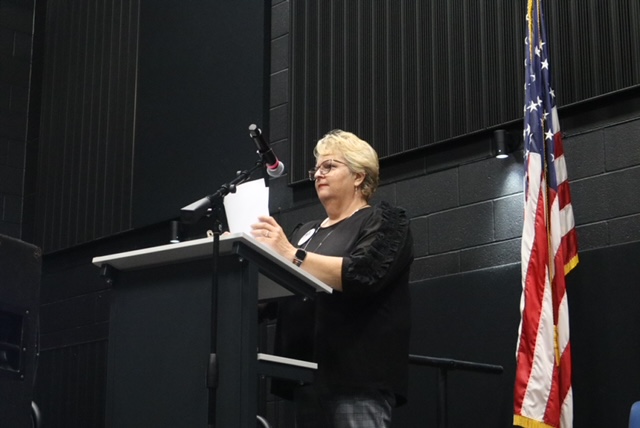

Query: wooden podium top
[{"left": 92, "top": 232, "right": 332, "bottom": 299}]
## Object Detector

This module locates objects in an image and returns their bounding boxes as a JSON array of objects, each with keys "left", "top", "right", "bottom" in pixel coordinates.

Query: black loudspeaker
[{"left": 0, "top": 235, "right": 41, "bottom": 427}]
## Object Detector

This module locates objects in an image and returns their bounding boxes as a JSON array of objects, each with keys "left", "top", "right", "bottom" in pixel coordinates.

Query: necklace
[
  {"left": 306, "top": 225, "right": 335, "bottom": 252},
  {"left": 297, "top": 218, "right": 329, "bottom": 250},
  {"left": 322, "top": 203, "right": 370, "bottom": 227}
]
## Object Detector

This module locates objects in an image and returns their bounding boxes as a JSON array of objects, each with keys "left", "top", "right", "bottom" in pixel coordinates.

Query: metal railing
[{"left": 409, "top": 354, "right": 504, "bottom": 428}]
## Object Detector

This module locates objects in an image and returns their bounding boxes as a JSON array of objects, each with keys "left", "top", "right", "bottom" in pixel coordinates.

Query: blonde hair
[{"left": 314, "top": 130, "right": 379, "bottom": 200}]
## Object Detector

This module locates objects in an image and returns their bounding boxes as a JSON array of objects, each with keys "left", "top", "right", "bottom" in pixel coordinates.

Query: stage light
[{"left": 492, "top": 129, "right": 514, "bottom": 159}]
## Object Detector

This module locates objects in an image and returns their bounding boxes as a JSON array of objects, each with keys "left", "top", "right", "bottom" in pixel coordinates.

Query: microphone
[{"left": 248, "top": 124, "right": 285, "bottom": 177}]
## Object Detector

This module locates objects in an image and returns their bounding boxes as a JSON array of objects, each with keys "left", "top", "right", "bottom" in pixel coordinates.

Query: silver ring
[{"left": 264, "top": 230, "right": 270, "bottom": 238}]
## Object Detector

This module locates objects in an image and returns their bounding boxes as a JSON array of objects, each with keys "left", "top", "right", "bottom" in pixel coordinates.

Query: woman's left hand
[{"left": 250, "top": 216, "right": 296, "bottom": 261}]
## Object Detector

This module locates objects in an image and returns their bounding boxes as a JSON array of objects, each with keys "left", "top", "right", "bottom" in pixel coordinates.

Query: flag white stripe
[
  {"left": 550, "top": 196, "right": 562, "bottom": 254},
  {"left": 557, "top": 293, "right": 570, "bottom": 351},
  {"left": 554, "top": 154, "right": 568, "bottom": 184},
  {"left": 521, "top": 269, "right": 556, "bottom": 420},
  {"left": 551, "top": 107, "right": 561, "bottom": 134},
  {"left": 560, "top": 204, "right": 575, "bottom": 237}
]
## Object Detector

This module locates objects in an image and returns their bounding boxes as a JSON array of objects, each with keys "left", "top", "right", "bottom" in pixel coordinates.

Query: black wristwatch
[{"left": 293, "top": 248, "right": 307, "bottom": 266}]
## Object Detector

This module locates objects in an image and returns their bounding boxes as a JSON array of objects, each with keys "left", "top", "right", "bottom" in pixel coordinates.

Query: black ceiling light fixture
[{"left": 492, "top": 129, "right": 515, "bottom": 159}]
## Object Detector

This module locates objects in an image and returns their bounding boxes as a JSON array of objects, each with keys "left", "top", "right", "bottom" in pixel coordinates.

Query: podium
[{"left": 93, "top": 233, "right": 331, "bottom": 428}]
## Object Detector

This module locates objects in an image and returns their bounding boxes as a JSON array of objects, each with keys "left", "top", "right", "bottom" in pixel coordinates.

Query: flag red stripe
[
  {"left": 556, "top": 180, "right": 572, "bottom": 212},
  {"left": 514, "top": 183, "right": 550, "bottom": 413},
  {"left": 560, "top": 230, "right": 579, "bottom": 272},
  {"left": 554, "top": 133, "right": 565, "bottom": 158}
]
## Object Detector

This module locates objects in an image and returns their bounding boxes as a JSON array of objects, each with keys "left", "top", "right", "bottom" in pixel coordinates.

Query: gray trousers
[{"left": 293, "top": 385, "right": 395, "bottom": 428}]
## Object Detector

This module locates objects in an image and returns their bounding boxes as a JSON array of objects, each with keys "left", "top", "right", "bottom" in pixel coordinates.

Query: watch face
[{"left": 295, "top": 249, "right": 307, "bottom": 260}]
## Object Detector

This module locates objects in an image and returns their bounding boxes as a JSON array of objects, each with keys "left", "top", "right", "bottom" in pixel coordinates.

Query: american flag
[{"left": 514, "top": 1, "right": 579, "bottom": 427}]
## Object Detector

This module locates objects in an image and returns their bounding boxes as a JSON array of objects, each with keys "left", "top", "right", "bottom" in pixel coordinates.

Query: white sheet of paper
[{"left": 223, "top": 178, "right": 269, "bottom": 234}]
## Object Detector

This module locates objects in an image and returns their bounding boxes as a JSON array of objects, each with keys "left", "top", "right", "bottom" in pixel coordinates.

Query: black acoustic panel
[
  {"left": 289, "top": 0, "right": 640, "bottom": 183},
  {"left": 0, "top": 235, "right": 41, "bottom": 428},
  {"left": 289, "top": 0, "right": 526, "bottom": 183},
  {"left": 36, "top": 0, "right": 139, "bottom": 251},
  {"left": 33, "top": 341, "right": 108, "bottom": 428},
  {"left": 133, "top": 0, "right": 269, "bottom": 228}
]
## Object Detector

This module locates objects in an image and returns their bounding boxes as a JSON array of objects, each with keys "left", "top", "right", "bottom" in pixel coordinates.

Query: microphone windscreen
[{"left": 267, "top": 161, "right": 285, "bottom": 177}]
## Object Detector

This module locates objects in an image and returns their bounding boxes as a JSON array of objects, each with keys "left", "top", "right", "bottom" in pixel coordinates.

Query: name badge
[{"left": 297, "top": 228, "right": 317, "bottom": 247}]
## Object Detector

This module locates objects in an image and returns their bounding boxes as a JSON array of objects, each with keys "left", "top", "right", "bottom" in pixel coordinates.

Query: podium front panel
[{"left": 106, "top": 259, "right": 213, "bottom": 428}]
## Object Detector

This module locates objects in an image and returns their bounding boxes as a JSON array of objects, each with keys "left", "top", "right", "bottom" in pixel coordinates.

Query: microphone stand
[{"left": 180, "top": 158, "right": 266, "bottom": 428}]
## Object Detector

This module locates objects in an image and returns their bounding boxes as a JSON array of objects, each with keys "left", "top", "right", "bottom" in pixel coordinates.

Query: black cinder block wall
[{"left": 1, "top": 0, "right": 639, "bottom": 426}]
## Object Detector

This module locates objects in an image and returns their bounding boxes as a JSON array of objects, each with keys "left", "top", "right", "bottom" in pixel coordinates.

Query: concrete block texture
[
  {"left": 571, "top": 166, "right": 640, "bottom": 225},
  {"left": 396, "top": 168, "right": 459, "bottom": 218},
  {"left": 604, "top": 118, "right": 640, "bottom": 171},
  {"left": 428, "top": 201, "right": 494, "bottom": 254}
]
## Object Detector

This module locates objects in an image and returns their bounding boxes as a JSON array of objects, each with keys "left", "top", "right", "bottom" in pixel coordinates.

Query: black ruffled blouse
[{"left": 272, "top": 201, "right": 414, "bottom": 406}]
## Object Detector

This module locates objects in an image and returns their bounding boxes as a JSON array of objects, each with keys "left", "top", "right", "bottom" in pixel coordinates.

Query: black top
[{"left": 272, "top": 201, "right": 414, "bottom": 405}]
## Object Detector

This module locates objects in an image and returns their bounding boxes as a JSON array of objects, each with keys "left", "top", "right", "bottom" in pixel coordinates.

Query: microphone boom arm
[{"left": 180, "top": 159, "right": 264, "bottom": 224}]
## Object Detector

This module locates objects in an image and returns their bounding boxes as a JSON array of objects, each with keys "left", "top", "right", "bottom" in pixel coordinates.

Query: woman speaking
[{"left": 252, "top": 130, "right": 413, "bottom": 428}]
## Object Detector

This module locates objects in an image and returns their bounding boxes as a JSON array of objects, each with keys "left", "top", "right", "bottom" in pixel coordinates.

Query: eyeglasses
[{"left": 308, "top": 159, "right": 348, "bottom": 181}]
